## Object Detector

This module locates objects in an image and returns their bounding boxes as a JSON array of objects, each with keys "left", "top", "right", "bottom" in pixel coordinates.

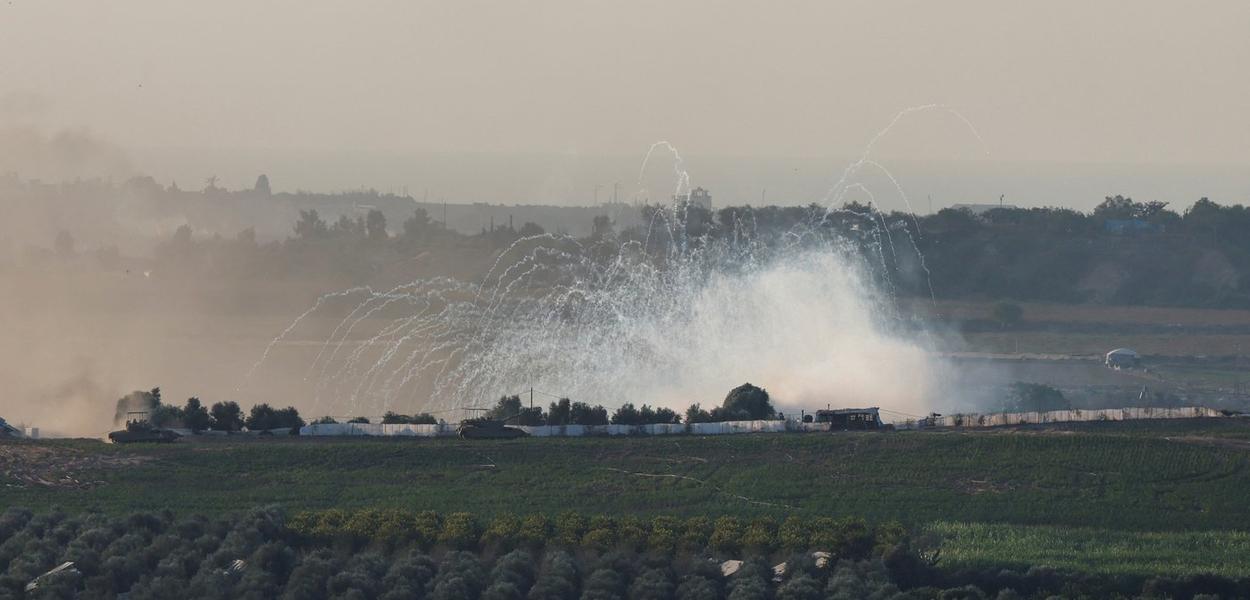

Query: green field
[
  {"left": 932, "top": 521, "right": 1250, "bottom": 578},
  {"left": 5, "top": 420, "right": 1250, "bottom": 577}
]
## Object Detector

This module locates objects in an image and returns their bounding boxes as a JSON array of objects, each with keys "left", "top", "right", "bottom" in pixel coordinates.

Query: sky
[{"left": 2, "top": 1, "right": 1249, "bottom": 209}]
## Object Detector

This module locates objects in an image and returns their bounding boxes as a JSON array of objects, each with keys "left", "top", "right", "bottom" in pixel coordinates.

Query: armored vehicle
[
  {"left": 457, "top": 417, "right": 528, "bottom": 440},
  {"left": 108, "top": 420, "right": 181, "bottom": 444}
]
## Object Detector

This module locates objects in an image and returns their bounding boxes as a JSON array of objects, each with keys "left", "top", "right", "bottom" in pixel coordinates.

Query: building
[
  {"left": 1105, "top": 348, "right": 1141, "bottom": 369},
  {"left": 814, "top": 407, "right": 882, "bottom": 430},
  {"left": 674, "top": 187, "right": 713, "bottom": 211}
]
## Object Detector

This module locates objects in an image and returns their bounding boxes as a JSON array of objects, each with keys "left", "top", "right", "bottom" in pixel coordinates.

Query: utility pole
[
  {"left": 529, "top": 387, "right": 534, "bottom": 410},
  {"left": 613, "top": 182, "right": 619, "bottom": 204},
  {"left": 928, "top": 194, "right": 932, "bottom": 214}
]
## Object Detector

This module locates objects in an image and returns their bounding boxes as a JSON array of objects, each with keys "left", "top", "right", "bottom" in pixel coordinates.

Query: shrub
[
  {"left": 679, "top": 517, "right": 712, "bottom": 554},
  {"left": 517, "top": 514, "right": 551, "bottom": 549},
  {"left": 481, "top": 514, "right": 522, "bottom": 551},
  {"left": 647, "top": 517, "right": 680, "bottom": 556},
  {"left": 554, "top": 512, "right": 586, "bottom": 547},
  {"left": 741, "top": 518, "right": 777, "bottom": 555},
  {"left": 413, "top": 511, "right": 442, "bottom": 549},
  {"left": 778, "top": 516, "right": 809, "bottom": 553},
  {"left": 708, "top": 517, "right": 743, "bottom": 555},
  {"left": 437, "top": 513, "right": 479, "bottom": 551}
]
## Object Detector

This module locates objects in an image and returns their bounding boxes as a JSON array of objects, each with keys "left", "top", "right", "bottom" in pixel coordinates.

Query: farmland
[{"left": 5, "top": 419, "right": 1250, "bottom": 578}]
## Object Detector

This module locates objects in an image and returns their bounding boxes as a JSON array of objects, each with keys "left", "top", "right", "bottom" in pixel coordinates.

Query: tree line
[
  {"left": 484, "top": 384, "right": 778, "bottom": 427},
  {"left": 112, "top": 388, "right": 304, "bottom": 433},
  {"left": 37, "top": 187, "right": 1250, "bottom": 308},
  {"left": 3, "top": 506, "right": 1244, "bottom": 599}
]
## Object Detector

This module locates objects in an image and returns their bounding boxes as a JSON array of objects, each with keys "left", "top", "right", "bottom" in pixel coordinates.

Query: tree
[
  {"left": 518, "top": 222, "right": 545, "bottom": 237},
  {"left": 366, "top": 209, "right": 388, "bottom": 241},
  {"left": 348, "top": 416, "right": 371, "bottom": 424},
  {"left": 653, "top": 406, "right": 680, "bottom": 424},
  {"left": 403, "top": 208, "right": 432, "bottom": 239},
  {"left": 382, "top": 412, "right": 438, "bottom": 425},
  {"left": 294, "top": 210, "right": 329, "bottom": 239},
  {"left": 547, "top": 399, "right": 571, "bottom": 426},
  {"left": 1093, "top": 195, "right": 1136, "bottom": 220},
  {"left": 685, "top": 404, "right": 713, "bottom": 424},
  {"left": 254, "top": 174, "right": 271, "bottom": 196},
  {"left": 611, "top": 403, "right": 641, "bottom": 426},
  {"left": 312, "top": 416, "right": 337, "bottom": 425},
  {"left": 148, "top": 402, "right": 185, "bottom": 428},
  {"left": 569, "top": 402, "right": 609, "bottom": 426},
  {"left": 637, "top": 405, "right": 680, "bottom": 425},
  {"left": 722, "top": 383, "right": 776, "bottom": 420},
  {"left": 209, "top": 401, "right": 244, "bottom": 431},
  {"left": 246, "top": 403, "right": 279, "bottom": 431},
  {"left": 1003, "top": 383, "right": 1069, "bottom": 413},
  {"left": 275, "top": 406, "right": 305, "bottom": 430},
  {"left": 991, "top": 302, "right": 1023, "bottom": 328},
  {"left": 183, "top": 397, "right": 210, "bottom": 433},
  {"left": 487, "top": 395, "right": 523, "bottom": 421}
]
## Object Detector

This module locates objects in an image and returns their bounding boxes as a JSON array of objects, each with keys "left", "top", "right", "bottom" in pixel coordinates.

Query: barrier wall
[
  {"left": 300, "top": 422, "right": 457, "bottom": 437},
  {"left": 929, "top": 406, "right": 1225, "bottom": 429},
  {"left": 300, "top": 406, "right": 1230, "bottom": 437}
]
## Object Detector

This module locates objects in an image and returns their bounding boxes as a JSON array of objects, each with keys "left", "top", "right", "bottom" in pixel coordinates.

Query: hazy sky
[{"left": 2, "top": 1, "right": 1249, "bottom": 206}]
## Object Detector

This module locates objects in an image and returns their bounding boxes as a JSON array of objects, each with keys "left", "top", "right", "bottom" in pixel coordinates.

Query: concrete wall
[
  {"left": 927, "top": 406, "right": 1225, "bottom": 429},
  {"left": 300, "top": 406, "right": 1230, "bottom": 437}
]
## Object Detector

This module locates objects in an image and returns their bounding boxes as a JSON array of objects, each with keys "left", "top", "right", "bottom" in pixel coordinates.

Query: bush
[
  {"left": 708, "top": 517, "right": 743, "bottom": 555},
  {"left": 647, "top": 517, "right": 680, "bottom": 556},
  {"left": 778, "top": 516, "right": 808, "bottom": 553},
  {"left": 481, "top": 514, "right": 522, "bottom": 550},
  {"left": 554, "top": 512, "right": 587, "bottom": 548},
  {"left": 517, "top": 514, "right": 551, "bottom": 549},
  {"left": 1003, "top": 382, "right": 1069, "bottom": 413},
  {"left": 740, "top": 518, "right": 777, "bottom": 555},
  {"left": 437, "top": 513, "right": 479, "bottom": 551},
  {"left": 678, "top": 517, "right": 712, "bottom": 554}
]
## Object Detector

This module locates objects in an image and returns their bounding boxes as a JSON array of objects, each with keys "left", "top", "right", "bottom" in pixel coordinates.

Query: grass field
[
  {"left": 932, "top": 521, "right": 1250, "bottom": 578},
  {"left": 5, "top": 420, "right": 1250, "bottom": 577}
]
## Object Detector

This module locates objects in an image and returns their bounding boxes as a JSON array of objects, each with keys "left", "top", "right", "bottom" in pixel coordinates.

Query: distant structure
[
  {"left": 951, "top": 203, "right": 1019, "bottom": 215},
  {"left": 674, "top": 187, "right": 713, "bottom": 211},
  {"left": 814, "top": 407, "right": 882, "bottom": 430},
  {"left": 1105, "top": 348, "right": 1141, "bottom": 369}
]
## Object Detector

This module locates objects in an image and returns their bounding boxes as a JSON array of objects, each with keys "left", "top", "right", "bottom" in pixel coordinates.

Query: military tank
[
  {"left": 108, "top": 420, "right": 181, "bottom": 444},
  {"left": 456, "top": 417, "right": 528, "bottom": 440}
]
